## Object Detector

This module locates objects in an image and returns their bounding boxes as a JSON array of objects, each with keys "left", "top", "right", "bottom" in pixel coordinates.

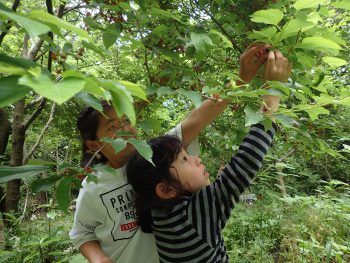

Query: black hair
[
  {"left": 77, "top": 101, "right": 112, "bottom": 167},
  {"left": 126, "top": 135, "right": 190, "bottom": 233}
]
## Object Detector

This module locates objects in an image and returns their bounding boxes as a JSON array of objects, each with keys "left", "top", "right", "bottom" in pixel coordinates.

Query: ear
[
  {"left": 155, "top": 182, "right": 177, "bottom": 200},
  {"left": 85, "top": 140, "right": 101, "bottom": 152}
]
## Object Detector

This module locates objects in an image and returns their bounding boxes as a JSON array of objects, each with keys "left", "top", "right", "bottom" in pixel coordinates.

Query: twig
[
  {"left": 0, "top": 0, "right": 21, "bottom": 45},
  {"left": 261, "top": 148, "right": 296, "bottom": 175},
  {"left": 24, "top": 103, "right": 56, "bottom": 163},
  {"left": 18, "top": 185, "right": 29, "bottom": 223},
  {"left": 84, "top": 142, "right": 108, "bottom": 169},
  {"left": 23, "top": 99, "right": 47, "bottom": 131},
  {"left": 192, "top": 0, "right": 243, "bottom": 53}
]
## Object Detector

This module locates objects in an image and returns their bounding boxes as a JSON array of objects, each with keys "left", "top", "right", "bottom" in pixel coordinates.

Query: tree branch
[
  {"left": 46, "top": 0, "right": 54, "bottom": 72},
  {"left": 201, "top": 8, "right": 243, "bottom": 53},
  {"left": 27, "top": 39, "right": 45, "bottom": 60},
  {"left": 21, "top": 33, "right": 29, "bottom": 57},
  {"left": 24, "top": 103, "right": 56, "bottom": 163},
  {"left": 0, "top": 0, "right": 21, "bottom": 45},
  {"left": 23, "top": 99, "right": 47, "bottom": 131}
]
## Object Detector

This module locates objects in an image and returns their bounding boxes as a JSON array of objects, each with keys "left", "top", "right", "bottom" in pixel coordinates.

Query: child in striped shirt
[{"left": 126, "top": 51, "right": 291, "bottom": 263}]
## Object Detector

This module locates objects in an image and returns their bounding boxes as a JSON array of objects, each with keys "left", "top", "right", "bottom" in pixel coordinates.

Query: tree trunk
[
  {"left": 5, "top": 100, "right": 25, "bottom": 213},
  {"left": 0, "top": 109, "right": 11, "bottom": 213},
  {"left": 0, "top": 109, "right": 11, "bottom": 155}
]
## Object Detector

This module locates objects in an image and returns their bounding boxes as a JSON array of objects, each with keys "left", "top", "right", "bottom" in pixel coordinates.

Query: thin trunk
[
  {"left": 0, "top": 109, "right": 11, "bottom": 213},
  {"left": 0, "top": 109, "right": 11, "bottom": 154},
  {"left": 5, "top": 100, "right": 25, "bottom": 213}
]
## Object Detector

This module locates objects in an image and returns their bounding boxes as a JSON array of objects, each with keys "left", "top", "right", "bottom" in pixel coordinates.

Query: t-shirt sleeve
[
  {"left": 69, "top": 184, "right": 104, "bottom": 250},
  {"left": 167, "top": 123, "right": 200, "bottom": 156},
  {"left": 187, "top": 123, "right": 277, "bottom": 246}
]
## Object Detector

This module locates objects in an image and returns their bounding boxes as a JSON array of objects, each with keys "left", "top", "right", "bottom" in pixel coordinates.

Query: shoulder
[{"left": 80, "top": 167, "right": 127, "bottom": 194}]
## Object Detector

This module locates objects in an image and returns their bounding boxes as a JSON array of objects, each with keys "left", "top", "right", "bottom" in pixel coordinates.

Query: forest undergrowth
[{"left": 1, "top": 183, "right": 349, "bottom": 263}]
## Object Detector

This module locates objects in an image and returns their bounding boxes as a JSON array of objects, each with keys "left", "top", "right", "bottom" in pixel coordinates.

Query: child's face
[
  {"left": 95, "top": 108, "right": 137, "bottom": 168},
  {"left": 170, "top": 149, "right": 210, "bottom": 193}
]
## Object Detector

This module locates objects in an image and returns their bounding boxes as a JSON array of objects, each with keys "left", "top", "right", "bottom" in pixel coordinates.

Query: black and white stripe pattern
[{"left": 152, "top": 123, "right": 277, "bottom": 263}]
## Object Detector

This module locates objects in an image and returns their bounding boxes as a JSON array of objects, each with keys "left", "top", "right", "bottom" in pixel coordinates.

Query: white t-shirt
[{"left": 69, "top": 124, "right": 199, "bottom": 262}]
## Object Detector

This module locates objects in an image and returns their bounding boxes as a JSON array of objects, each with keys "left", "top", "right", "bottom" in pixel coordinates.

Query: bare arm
[
  {"left": 261, "top": 50, "right": 292, "bottom": 120},
  {"left": 79, "top": 241, "right": 113, "bottom": 263},
  {"left": 181, "top": 43, "right": 271, "bottom": 147},
  {"left": 181, "top": 99, "right": 229, "bottom": 147}
]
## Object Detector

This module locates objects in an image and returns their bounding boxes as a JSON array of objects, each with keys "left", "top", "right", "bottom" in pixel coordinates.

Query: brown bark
[
  {"left": 3, "top": 0, "right": 65, "bottom": 215},
  {"left": 0, "top": 109, "right": 11, "bottom": 212},
  {"left": 5, "top": 100, "right": 25, "bottom": 213},
  {"left": 0, "top": 109, "right": 11, "bottom": 154}
]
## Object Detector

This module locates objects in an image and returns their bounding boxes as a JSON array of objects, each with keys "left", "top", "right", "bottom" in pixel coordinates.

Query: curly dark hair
[
  {"left": 77, "top": 101, "right": 112, "bottom": 167},
  {"left": 126, "top": 135, "right": 190, "bottom": 233}
]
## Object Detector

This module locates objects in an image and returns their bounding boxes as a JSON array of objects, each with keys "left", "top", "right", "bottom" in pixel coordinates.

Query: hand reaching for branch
[
  {"left": 238, "top": 43, "right": 271, "bottom": 85},
  {"left": 263, "top": 50, "right": 292, "bottom": 82}
]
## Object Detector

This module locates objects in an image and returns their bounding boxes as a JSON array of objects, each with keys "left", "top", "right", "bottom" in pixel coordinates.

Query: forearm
[
  {"left": 181, "top": 98, "right": 229, "bottom": 148},
  {"left": 230, "top": 123, "right": 277, "bottom": 183},
  {"left": 79, "top": 240, "right": 113, "bottom": 263}
]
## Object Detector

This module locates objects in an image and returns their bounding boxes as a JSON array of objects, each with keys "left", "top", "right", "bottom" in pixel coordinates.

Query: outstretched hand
[
  {"left": 263, "top": 50, "right": 292, "bottom": 82},
  {"left": 238, "top": 43, "right": 271, "bottom": 85}
]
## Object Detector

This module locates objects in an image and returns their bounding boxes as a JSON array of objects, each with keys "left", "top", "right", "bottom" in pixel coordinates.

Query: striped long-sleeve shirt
[{"left": 151, "top": 123, "right": 277, "bottom": 263}]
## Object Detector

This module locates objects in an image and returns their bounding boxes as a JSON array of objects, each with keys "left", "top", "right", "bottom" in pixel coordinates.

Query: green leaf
[
  {"left": 322, "top": 57, "right": 347, "bottom": 68},
  {"left": 293, "top": 0, "right": 327, "bottom": 10},
  {"left": 115, "top": 80, "right": 147, "bottom": 101},
  {"left": 127, "top": 138, "right": 154, "bottom": 166},
  {"left": 0, "top": 9, "right": 50, "bottom": 39},
  {"left": 27, "top": 159, "right": 57, "bottom": 165},
  {"left": 339, "top": 90, "right": 350, "bottom": 106},
  {"left": 75, "top": 92, "right": 103, "bottom": 112},
  {"left": 177, "top": 89, "right": 202, "bottom": 108},
  {"left": 149, "top": 7, "right": 182, "bottom": 22},
  {"left": 0, "top": 76, "right": 31, "bottom": 108},
  {"left": 0, "top": 165, "right": 50, "bottom": 183},
  {"left": 295, "top": 37, "right": 342, "bottom": 51},
  {"left": 103, "top": 23, "right": 122, "bottom": 49},
  {"left": 157, "top": 86, "right": 173, "bottom": 96},
  {"left": 280, "top": 18, "right": 314, "bottom": 40},
  {"left": 82, "top": 41, "right": 107, "bottom": 58},
  {"left": 110, "top": 88, "right": 136, "bottom": 125},
  {"left": 29, "top": 10, "right": 90, "bottom": 39},
  {"left": 208, "top": 29, "right": 232, "bottom": 48},
  {"left": 248, "top": 27, "right": 277, "bottom": 44},
  {"left": 244, "top": 105, "right": 264, "bottom": 127},
  {"left": 266, "top": 81, "right": 290, "bottom": 96},
  {"left": 0, "top": 53, "right": 37, "bottom": 69},
  {"left": 0, "top": 62, "right": 27, "bottom": 75},
  {"left": 275, "top": 114, "right": 298, "bottom": 127},
  {"left": 250, "top": 9, "right": 284, "bottom": 26},
  {"left": 31, "top": 175, "right": 61, "bottom": 192},
  {"left": 56, "top": 176, "right": 72, "bottom": 213},
  {"left": 334, "top": 0, "right": 350, "bottom": 10},
  {"left": 83, "top": 78, "right": 107, "bottom": 98},
  {"left": 100, "top": 137, "right": 127, "bottom": 154},
  {"left": 19, "top": 74, "right": 86, "bottom": 104},
  {"left": 137, "top": 117, "right": 162, "bottom": 133},
  {"left": 190, "top": 32, "right": 213, "bottom": 58},
  {"left": 304, "top": 106, "right": 330, "bottom": 120},
  {"left": 227, "top": 89, "right": 268, "bottom": 98}
]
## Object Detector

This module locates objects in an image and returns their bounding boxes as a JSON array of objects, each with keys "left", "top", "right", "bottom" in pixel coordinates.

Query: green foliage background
[{"left": 0, "top": 0, "right": 349, "bottom": 262}]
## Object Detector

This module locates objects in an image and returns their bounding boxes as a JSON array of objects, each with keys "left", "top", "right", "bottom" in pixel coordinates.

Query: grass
[{"left": 1, "top": 188, "right": 349, "bottom": 262}]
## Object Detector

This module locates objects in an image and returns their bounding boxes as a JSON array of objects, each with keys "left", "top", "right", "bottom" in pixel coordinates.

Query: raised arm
[{"left": 181, "top": 43, "right": 271, "bottom": 147}]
